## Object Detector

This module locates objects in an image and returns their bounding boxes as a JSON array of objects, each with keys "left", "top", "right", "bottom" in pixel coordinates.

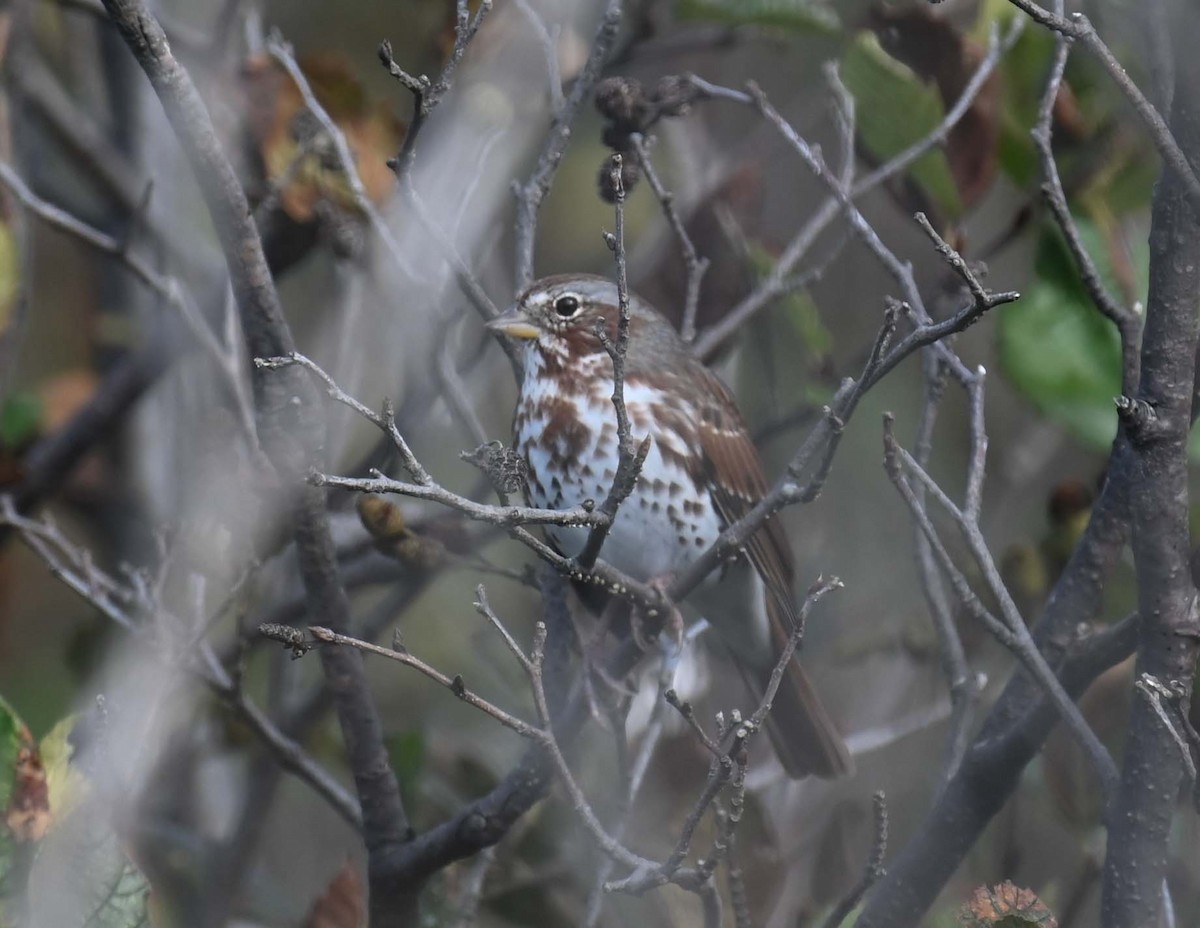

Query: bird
[{"left": 488, "top": 273, "right": 852, "bottom": 779}]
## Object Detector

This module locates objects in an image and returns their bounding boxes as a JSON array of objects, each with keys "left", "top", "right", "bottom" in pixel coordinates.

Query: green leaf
[
  {"left": 784, "top": 289, "right": 833, "bottom": 359},
  {"left": 39, "top": 716, "right": 85, "bottom": 829},
  {"left": 998, "top": 217, "right": 1140, "bottom": 449},
  {"left": 742, "top": 241, "right": 834, "bottom": 361},
  {"left": 0, "top": 392, "right": 40, "bottom": 449},
  {"left": 387, "top": 730, "right": 425, "bottom": 812},
  {"left": 841, "top": 34, "right": 962, "bottom": 217},
  {"left": 676, "top": 0, "right": 839, "bottom": 32}
]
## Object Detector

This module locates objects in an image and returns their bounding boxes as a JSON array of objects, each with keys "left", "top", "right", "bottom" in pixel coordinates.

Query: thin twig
[
  {"left": 1027, "top": 2, "right": 1140, "bottom": 392},
  {"left": 819, "top": 791, "right": 889, "bottom": 928},
  {"left": 578, "top": 155, "right": 650, "bottom": 569},
  {"left": 912, "top": 356, "right": 978, "bottom": 789},
  {"left": 513, "top": 0, "right": 623, "bottom": 289},
  {"left": 286, "top": 625, "right": 547, "bottom": 742},
  {"left": 254, "top": 352, "right": 430, "bottom": 482},
  {"left": 664, "top": 689, "right": 722, "bottom": 756},
  {"left": 473, "top": 585, "right": 533, "bottom": 672},
  {"left": 584, "top": 659, "right": 674, "bottom": 927},
  {"left": 824, "top": 61, "right": 856, "bottom": 190},
  {"left": 1134, "top": 674, "right": 1197, "bottom": 784},
  {"left": 629, "top": 133, "right": 709, "bottom": 341},
  {"left": 688, "top": 21, "right": 1020, "bottom": 359},
  {"left": 607, "top": 579, "right": 843, "bottom": 896},
  {"left": 882, "top": 415, "right": 1120, "bottom": 800},
  {"left": 379, "top": 1, "right": 493, "bottom": 179},
  {"left": 0, "top": 498, "right": 363, "bottom": 830}
]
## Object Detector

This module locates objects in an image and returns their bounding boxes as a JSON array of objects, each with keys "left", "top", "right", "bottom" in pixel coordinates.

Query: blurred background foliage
[{"left": 0, "top": 0, "right": 1194, "bottom": 926}]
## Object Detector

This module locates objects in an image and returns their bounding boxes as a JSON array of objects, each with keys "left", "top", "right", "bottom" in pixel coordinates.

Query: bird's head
[{"left": 487, "top": 274, "right": 624, "bottom": 360}]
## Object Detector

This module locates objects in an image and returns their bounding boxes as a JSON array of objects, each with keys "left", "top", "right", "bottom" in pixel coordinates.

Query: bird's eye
[{"left": 553, "top": 295, "right": 581, "bottom": 317}]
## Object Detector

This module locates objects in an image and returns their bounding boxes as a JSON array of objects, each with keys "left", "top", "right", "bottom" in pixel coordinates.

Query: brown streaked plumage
[{"left": 490, "top": 274, "right": 852, "bottom": 779}]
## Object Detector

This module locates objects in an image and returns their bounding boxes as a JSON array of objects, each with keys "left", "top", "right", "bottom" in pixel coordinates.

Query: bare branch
[
  {"left": 882, "top": 412, "right": 1119, "bottom": 798},
  {"left": 1102, "top": 30, "right": 1200, "bottom": 922},
  {"left": 1027, "top": 4, "right": 1141, "bottom": 392},
  {"left": 514, "top": 0, "right": 623, "bottom": 289},
  {"left": 912, "top": 357, "right": 979, "bottom": 789},
  {"left": 820, "top": 791, "right": 888, "bottom": 928},
  {"left": 282, "top": 625, "right": 547, "bottom": 741},
  {"left": 629, "top": 134, "right": 709, "bottom": 342},
  {"left": 0, "top": 498, "right": 362, "bottom": 831},
  {"left": 689, "top": 20, "right": 1020, "bottom": 360},
  {"left": 379, "top": 1, "right": 493, "bottom": 179}
]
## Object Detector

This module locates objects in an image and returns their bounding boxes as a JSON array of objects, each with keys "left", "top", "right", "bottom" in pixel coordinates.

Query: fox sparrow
[{"left": 488, "top": 274, "right": 851, "bottom": 778}]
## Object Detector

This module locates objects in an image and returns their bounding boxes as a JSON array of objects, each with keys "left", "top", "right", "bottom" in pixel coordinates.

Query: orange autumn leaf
[{"left": 241, "top": 51, "right": 405, "bottom": 222}]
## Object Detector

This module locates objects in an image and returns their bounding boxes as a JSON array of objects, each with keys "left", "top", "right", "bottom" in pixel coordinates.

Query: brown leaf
[
  {"left": 240, "top": 52, "right": 405, "bottom": 223},
  {"left": 304, "top": 862, "right": 365, "bottom": 928},
  {"left": 4, "top": 724, "right": 50, "bottom": 842},
  {"left": 960, "top": 881, "right": 1058, "bottom": 927},
  {"left": 867, "top": 6, "right": 1001, "bottom": 209}
]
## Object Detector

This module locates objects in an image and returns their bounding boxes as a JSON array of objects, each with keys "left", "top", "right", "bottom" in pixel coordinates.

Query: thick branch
[
  {"left": 1101, "top": 29, "right": 1200, "bottom": 925},
  {"left": 856, "top": 612, "right": 1139, "bottom": 928}
]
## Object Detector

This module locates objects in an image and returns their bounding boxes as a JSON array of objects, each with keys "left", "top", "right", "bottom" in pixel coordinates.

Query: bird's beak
[{"left": 486, "top": 309, "right": 540, "bottom": 340}]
